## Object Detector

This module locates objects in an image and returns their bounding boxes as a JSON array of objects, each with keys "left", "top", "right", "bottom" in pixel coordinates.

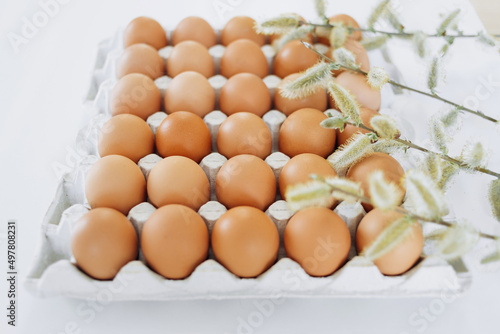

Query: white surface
[{"left": 0, "top": 0, "right": 500, "bottom": 333}]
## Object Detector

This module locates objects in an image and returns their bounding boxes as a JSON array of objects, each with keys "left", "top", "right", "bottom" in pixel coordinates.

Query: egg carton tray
[{"left": 25, "top": 26, "right": 472, "bottom": 300}]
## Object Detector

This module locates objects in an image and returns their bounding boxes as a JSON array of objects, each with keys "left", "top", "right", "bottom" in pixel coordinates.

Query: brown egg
[
  {"left": 172, "top": 16, "right": 217, "bottom": 48},
  {"left": 85, "top": 155, "right": 146, "bottom": 215},
  {"left": 219, "top": 73, "right": 271, "bottom": 117},
  {"left": 356, "top": 209, "right": 424, "bottom": 275},
  {"left": 328, "top": 39, "right": 370, "bottom": 77},
  {"left": 98, "top": 114, "right": 155, "bottom": 163},
  {"left": 346, "top": 152, "right": 405, "bottom": 212},
  {"left": 317, "top": 14, "right": 363, "bottom": 45},
  {"left": 275, "top": 73, "right": 328, "bottom": 115},
  {"left": 284, "top": 207, "right": 350, "bottom": 277},
  {"left": 279, "top": 153, "right": 337, "bottom": 201},
  {"left": 216, "top": 155, "right": 276, "bottom": 211},
  {"left": 220, "top": 39, "right": 269, "bottom": 78},
  {"left": 217, "top": 112, "right": 272, "bottom": 159},
  {"left": 156, "top": 111, "right": 212, "bottom": 163},
  {"left": 71, "top": 208, "right": 138, "bottom": 280},
  {"left": 141, "top": 204, "right": 209, "bottom": 279},
  {"left": 147, "top": 156, "right": 210, "bottom": 211},
  {"left": 329, "top": 71, "right": 381, "bottom": 111},
  {"left": 123, "top": 16, "right": 168, "bottom": 50},
  {"left": 110, "top": 73, "right": 162, "bottom": 120},
  {"left": 279, "top": 108, "right": 336, "bottom": 158},
  {"left": 212, "top": 206, "right": 279, "bottom": 278},
  {"left": 273, "top": 40, "right": 320, "bottom": 78},
  {"left": 336, "top": 108, "right": 379, "bottom": 147},
  {"left": 164, "top": 71, "right": 215, "bottom": 118},
  {"left": 167, "top": 41, "right": 215, "bottom": 78},
  {"left": 221, "top": 16, "right": 266, "bottom": 46},
  {"left": 116, "top": 43, "right": 165, "bottom": 79}
]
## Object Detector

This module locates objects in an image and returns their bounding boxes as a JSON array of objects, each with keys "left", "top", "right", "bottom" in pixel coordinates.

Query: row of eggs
[{"left": 118, "top": 15, "right": 366, "bottom": 80}]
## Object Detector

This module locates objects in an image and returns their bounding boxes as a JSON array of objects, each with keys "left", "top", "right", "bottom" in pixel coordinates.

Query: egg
[
  {"left": 317, "top": 14, "right": 363, "bottom": 45},
  {"left": 98, "top": 114, "right": 155, "bottom": 163},
  {"left": 275, "top": 73, "right": 328, "bottom": 115},
  {"left": 167, "top": 41, "right": 215, "bottom": 78},
  {"left": 156, "top": 111, "right": 212, "bottom": 163},
  {"left": 219, "top": 73, "right": 271, "bottom": 117},
  {"left": 336, "top": 107, "right": 379, "bottom": 147},
  {"left": 141, "top": 204, "right": 209, "bottom": 279},
  {"left": 217, "top": 112, "right": 272, "bottom": 159},
  {"left": 212, "top": 206, "right": 279, "bottom": 278},
  {"left": 220, "top": 39, "right": 268, "bottom": 78},
  {"left": 85, "top": 155, "right": 146, "bottom": 215},
  {"left": 172, "top": 16, "right": 217, "bottom": 48},
  {"left": 328, "top": 39, "right": 370, "bottom": 77},
  {"left": 356, "top": 209, "right": 424, "bottom": 275},
  {"left": 164, "top": 71, "right": 215, "bottom": 117},
  {"left": 216, "top": 154, "right": 276, "bottom": 211},
  {"left": 71, "top": 208, "right": 138, "bottom": 280},
  {"left": 110, "top": 73, "right": 162, "bottom": 120},
  {"left": 329, "top": 71, "right": 381, "bottom": 111},
  {"left": 147, "top": 156, "right": 210, "bottom": 211},
  {"left": 284, "top": 207, "right": 350, "bottom": 276},
  {"left": 346, "top": 152, "right": 405, "bottom": 212},
  {"left": 116, "top": 43, "right": 165, "bottom": 79},
  {"left": 221, "top": 16, "right": 266, "bottom": 46},
  {"left": 279, "top": 153, "right": 337, "bottom": 201},
  {"left": 273, "top": 40, "right": 320, "bottom": 78},
  {"left": 123, "top": 16, "right": 168, "bottom": 50},
  {"left": 279, "top": 108, "right": 336, "bottom": 158}
]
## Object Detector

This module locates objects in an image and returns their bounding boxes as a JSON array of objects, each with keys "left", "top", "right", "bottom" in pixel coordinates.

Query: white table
[{"left": 1, "top": 0, "right": 499, "bottom": 333}]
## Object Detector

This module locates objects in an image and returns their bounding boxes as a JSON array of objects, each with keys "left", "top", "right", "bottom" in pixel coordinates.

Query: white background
[{"left": 1, "top": 0, "right": 500, "bottom": 333}]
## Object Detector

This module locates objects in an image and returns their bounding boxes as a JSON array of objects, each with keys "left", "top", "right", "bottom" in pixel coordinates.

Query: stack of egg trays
[{"left": 25, "top": 27, "right": 472, "bottom": 300}]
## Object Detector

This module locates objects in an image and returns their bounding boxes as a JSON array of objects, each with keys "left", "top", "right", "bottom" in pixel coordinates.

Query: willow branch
[
  {"left": 302, "top": 41, "right": 499, "bottom": 123},
  {"left": 343, "top": 121, "right": 500, "bottom": 178},
  {"left": 323, "top": 182, "right": 497, "bottom": 240},
  {"left": 303, "top": 21, "right": 500, "bottom": 39}
]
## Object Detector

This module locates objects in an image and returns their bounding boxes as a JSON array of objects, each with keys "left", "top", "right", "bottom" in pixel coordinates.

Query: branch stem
[
  {"left": 302, "top": 41, "right": 499, "bottom": 123},
  {"left": 325, "top": 183, "right": 497, "bottom": 241},
  {"left": 350, "top": 122, "right": 500, "bottom": 178},
  {"left": 303, "top": 21, "right": 500, "bottom": 39}
]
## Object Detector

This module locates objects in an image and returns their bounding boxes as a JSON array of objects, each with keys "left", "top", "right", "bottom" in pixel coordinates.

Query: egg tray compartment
[{"left": 25, "top": 25, "right": 472, "bottom": 300}]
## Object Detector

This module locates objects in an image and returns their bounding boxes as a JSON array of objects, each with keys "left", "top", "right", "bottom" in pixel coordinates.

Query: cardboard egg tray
[{"left": 25, "top": 26, "right": 472, "bottom": 300}]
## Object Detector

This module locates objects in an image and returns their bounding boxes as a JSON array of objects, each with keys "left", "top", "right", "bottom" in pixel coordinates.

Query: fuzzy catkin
[
  {"left": 405, "top": 169, "right": 449, "bottom": 220},
  {"left": 328, "top": 133, "right": 373, "bottom": 176},
  {"left": 329, "top": 25, "right": 348, "bottom": 49},
  {"left": 489, "top": 179, "right": 500, "bottom": 222},
  {"left": 370, "top": 115, "right": 399, "bottom": 139},
  {"left": 363, "top": 216, "right": 416, "bottom": 261},
  {"left": 255, "top": 15, "right": 301, "bottom": 35},
  {"left": 367, "top": 67, "right": 390, "bottom": 90},
  {"left": 368, "top": 171, "right": 403, "bottom": 210},
  {"left": 327, "top": 81, "right": 362, "bottom": 125},
  {"left": 281, "top": 61, "right": 332, "bottom": 99},
  {"left": 285, "top": 180, "right": 335, "bottom": 211},
  {"left": 367, "top": 0, "right": 390, "bottom": 29},
  {"left": 273, "top": 25, "right": 314, "bottom": 50},
  {"left": 361, "top": 36, "right": 389, "bottom": 51},
  {"left": 324, "top": 177, "right": 364, "bottom": 203}
]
